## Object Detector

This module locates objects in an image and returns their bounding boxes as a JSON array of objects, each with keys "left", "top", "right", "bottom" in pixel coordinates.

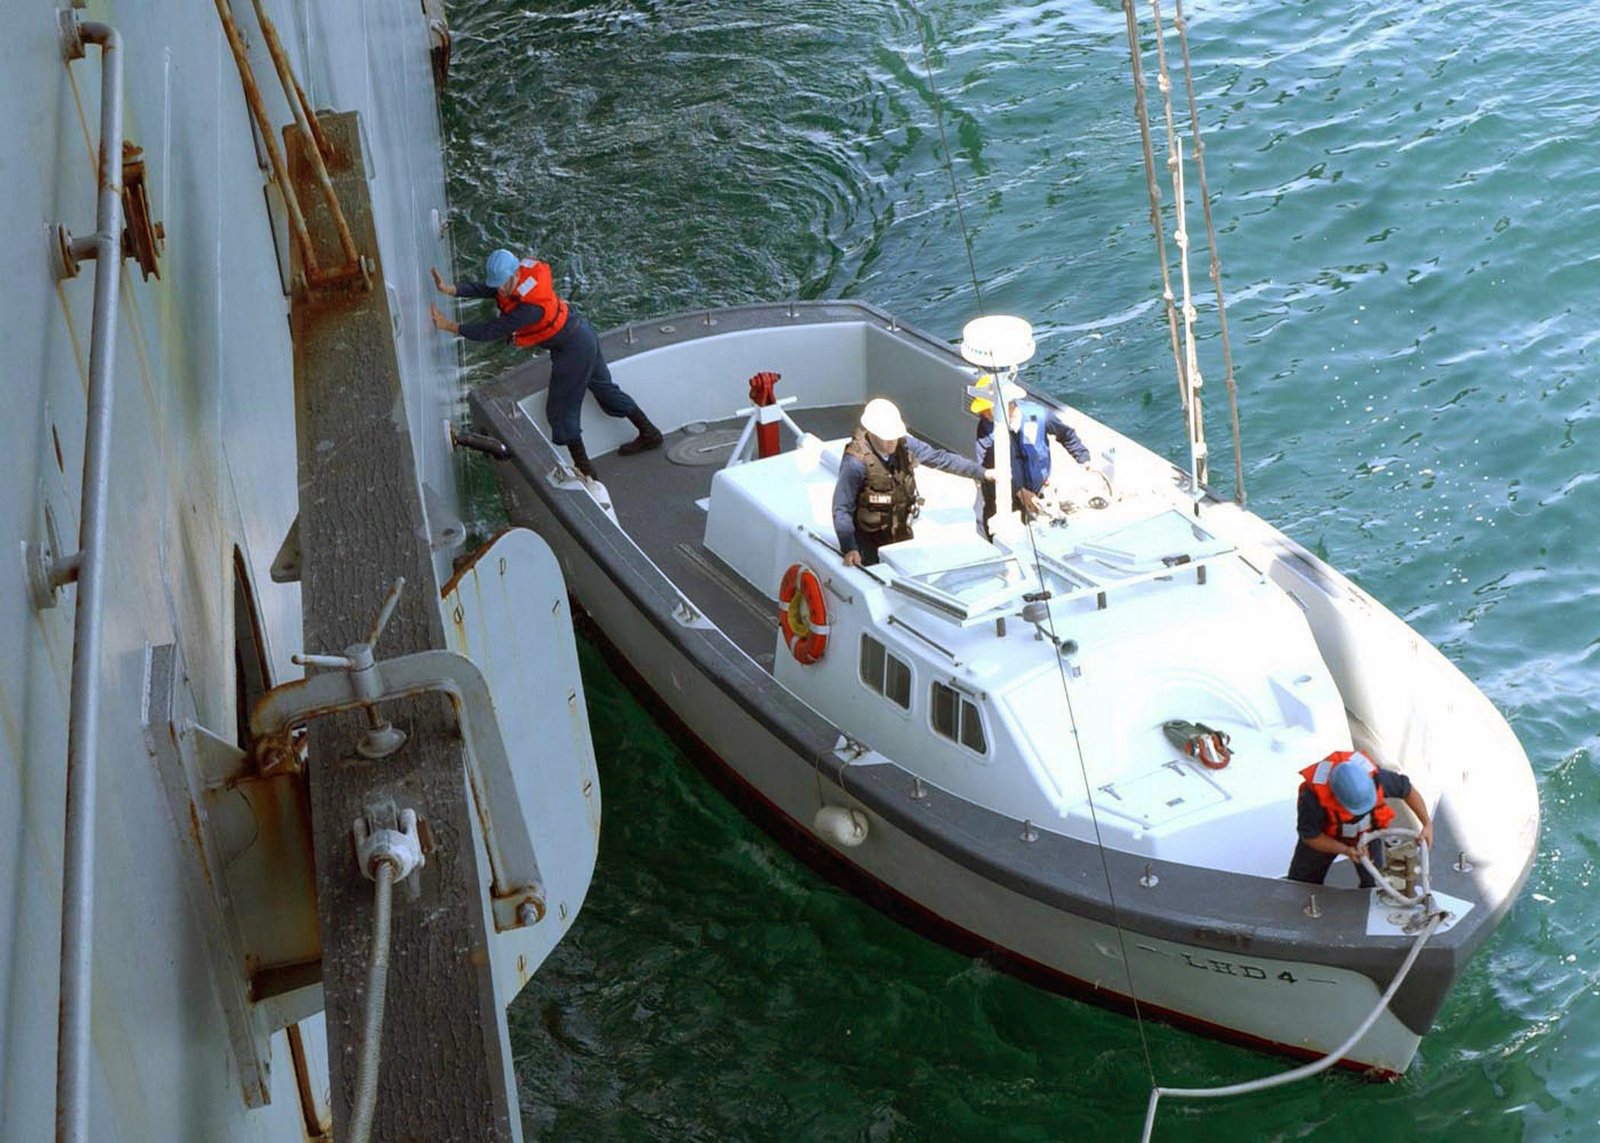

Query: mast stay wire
[
  {"left": 1014, "top": 506, "right": 1160, "bottom": 1091},
  {"left": 1144, "top": 0, "right": 1210, "bottom": 508},
  {"left": 911, "top": 0, "right": 1166, "bottom": 1096},
  {"left": 913, "top": 8, "right": 986, "bottom": 315},
  {"left": 1124, "top": 0, "right": 1249, "bottom": 509},
  {"left": 909, "top": 0, "right": 1160, "bottom": 1089},
  {"left": 1170, "top": 0, "right": 1247, "bottom": 506}
]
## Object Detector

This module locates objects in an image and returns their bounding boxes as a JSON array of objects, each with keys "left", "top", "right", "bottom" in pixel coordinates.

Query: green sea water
[{"left": 439, "top": 2, "right": 1600, "bottom": 1138}]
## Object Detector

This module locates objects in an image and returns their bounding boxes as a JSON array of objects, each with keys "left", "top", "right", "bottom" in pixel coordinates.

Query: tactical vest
[{"left": 846, "top": 429, "right": 918, "bottom": 541}]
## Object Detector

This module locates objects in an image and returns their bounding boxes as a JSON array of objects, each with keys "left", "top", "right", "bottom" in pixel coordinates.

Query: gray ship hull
[{"left": 4, "top": 2, "right": 593, "bottom": 1138}]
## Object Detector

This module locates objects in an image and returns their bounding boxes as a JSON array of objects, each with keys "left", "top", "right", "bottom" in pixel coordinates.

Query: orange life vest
[
  {"left": 497, "top": 258, "right": 569, "bottom": 347},
  {"left": 1301, "top": 750, "right": 1394, "bottom": 841}
]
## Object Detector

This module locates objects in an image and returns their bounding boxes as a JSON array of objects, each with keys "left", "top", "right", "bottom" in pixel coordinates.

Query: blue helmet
[
  {"left": 1329, "top": 758, "right": 1378, "bottom": 815},
  {"left": 485, "top": 249, "right": 519, "bottom": 288}
]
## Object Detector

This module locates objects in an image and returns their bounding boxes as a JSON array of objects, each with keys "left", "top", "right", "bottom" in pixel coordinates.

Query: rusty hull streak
[
  {"left": 238, "top": 769, "right": 322, "bottom": 964},
  {"left": 452, "top": 682, "right": 546, "bottom": 930},
  {"left": 249, "top": 676, "right": 312, "bottom": 775},
  {"left": 186, "top": 801, "right": 216, "bottom": 894},
  {"left": 438, "top": 527, "right": 515, "bottom": 598},
  {"left": 286, "top": 1023, "right": 331, "bottom": 1140}
]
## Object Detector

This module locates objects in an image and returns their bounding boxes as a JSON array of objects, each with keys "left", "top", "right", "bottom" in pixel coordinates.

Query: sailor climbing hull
[{"left": 474, "top": 301, "right": 1536, "bottom": 1074}]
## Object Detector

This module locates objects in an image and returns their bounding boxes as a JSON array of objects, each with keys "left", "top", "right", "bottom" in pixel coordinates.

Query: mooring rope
[{"left": 1140, "top": 907, "right": 1445, "bottom": 1142}]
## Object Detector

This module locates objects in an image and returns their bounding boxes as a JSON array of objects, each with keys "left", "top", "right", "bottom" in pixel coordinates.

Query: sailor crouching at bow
[{"left": 1288, "top": 750, "right": 1434, "bottom": 887}]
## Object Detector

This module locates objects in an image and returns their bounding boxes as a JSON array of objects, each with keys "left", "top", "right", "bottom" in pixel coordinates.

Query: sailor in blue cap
[{"left": 1288, "top": 749, "right": 1434, "bottom": 886}]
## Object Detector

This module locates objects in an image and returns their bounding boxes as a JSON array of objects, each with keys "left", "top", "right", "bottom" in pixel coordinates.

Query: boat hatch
[
  {"left": 1094, "top": 758, "right": 1228, "bottom": 830},
  {"left": 1069, "top": 508, "right": 1234, "bottom": 575},
  {"left": 880, "top": 539, "right": 1030, "bottom": 623}
]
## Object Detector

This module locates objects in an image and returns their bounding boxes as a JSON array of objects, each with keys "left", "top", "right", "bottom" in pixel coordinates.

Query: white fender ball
[{"left": 813, "top": 805, "right": 869, "bottom": 848}]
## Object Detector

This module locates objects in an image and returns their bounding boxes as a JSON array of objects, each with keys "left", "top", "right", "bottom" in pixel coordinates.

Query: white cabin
[{"left": 704, "top": 431, "right": 1351, "bottom": 878}]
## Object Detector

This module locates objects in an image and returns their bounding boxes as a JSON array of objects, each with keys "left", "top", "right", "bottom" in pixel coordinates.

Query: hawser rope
[{"left": 1140, "top": 826, "right": 1449, "bottom": 1141}]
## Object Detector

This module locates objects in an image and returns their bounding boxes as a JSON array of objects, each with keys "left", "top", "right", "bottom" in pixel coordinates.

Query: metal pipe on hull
[
  {"left": 55, "top": 19, "right": 123, "bottom": 1143},
  {"left": 250, "top": 0, "right": 362, "bottom": 270},
  {"left": 213, "top": 0, "right": 322, "bottom": 282}
]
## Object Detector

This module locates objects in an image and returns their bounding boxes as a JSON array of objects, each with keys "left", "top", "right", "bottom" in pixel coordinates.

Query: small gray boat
[{"left": 471, "top": 299, "right": 1537, "bottom": 1075}]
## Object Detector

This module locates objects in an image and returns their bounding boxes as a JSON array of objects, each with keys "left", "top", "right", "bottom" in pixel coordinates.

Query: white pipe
[
  {"left": 55, "top": 19, "right": 124, "bottom": 1143},
  {"left": 989, "top": 368, "right": 1020, "bottom": 539}
]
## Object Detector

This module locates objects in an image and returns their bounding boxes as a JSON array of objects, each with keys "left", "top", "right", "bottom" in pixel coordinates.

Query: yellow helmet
[
  {"left": 968, "top": 373, "right": 997, "bottom": 414},
  {"left": 968, "top": 374, "right": 1024, "bottom": 414}
]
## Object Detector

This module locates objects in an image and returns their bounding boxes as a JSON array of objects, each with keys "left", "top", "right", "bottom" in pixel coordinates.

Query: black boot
[
  {"left": 617, "top": 408, "right": 663, "bottom": 456},
  {"left": 567, "top": 439, "right": 597, "bottom": 479}
]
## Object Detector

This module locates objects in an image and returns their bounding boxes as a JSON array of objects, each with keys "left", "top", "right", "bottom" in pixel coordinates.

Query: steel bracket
[
  {"left": 253, "top": 582, "right": 548, "bottom": 933},
  {"left": 25, "top": 499, "right": 80, "bottom": 610},
  {"left": 144, "top": 644, "right": 324, "bottom": 1110}
]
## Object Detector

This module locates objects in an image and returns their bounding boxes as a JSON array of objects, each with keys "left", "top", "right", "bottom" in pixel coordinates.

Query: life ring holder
[{"left": 778, "top": 562, "right": 829, "bottom": 664}]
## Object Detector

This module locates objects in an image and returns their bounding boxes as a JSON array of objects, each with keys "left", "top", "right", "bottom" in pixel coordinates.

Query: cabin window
[
  {"left": 931, "top": 682, "right": 987, "bottom": 755},
  {"left": 859, "top": 635, "right": 911, "bottom": 709}
]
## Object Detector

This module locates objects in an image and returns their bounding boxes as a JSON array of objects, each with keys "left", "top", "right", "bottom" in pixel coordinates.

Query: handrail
[
  {"left": 1031, "top": 547, "right": 1227, "bottom": 608},
  {"left": 54, "top": 15, "right": 125, "bottom": 1143}
]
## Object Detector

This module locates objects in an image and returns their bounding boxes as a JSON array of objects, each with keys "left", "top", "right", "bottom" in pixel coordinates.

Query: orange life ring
[{"left": 778, "top": 562, "right": 829, "bottom": 664}]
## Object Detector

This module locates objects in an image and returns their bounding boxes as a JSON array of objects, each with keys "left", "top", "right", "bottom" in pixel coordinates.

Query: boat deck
[{"left": 597, "top": 404, "right": 877, "bottom": 669}]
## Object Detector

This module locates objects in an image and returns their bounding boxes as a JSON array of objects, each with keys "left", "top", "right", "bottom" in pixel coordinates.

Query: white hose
[
  {"left": 349, "top": 858, "right": 397, "bottom": 1143},
  {"left": 1139, "top": 908, "right": 1443, "bottom": 1142}
]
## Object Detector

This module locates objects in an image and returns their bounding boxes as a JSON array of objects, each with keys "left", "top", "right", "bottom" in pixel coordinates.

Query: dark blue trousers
[{"left": 542, "top": 313, "right": 640, "bottom": 446}]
